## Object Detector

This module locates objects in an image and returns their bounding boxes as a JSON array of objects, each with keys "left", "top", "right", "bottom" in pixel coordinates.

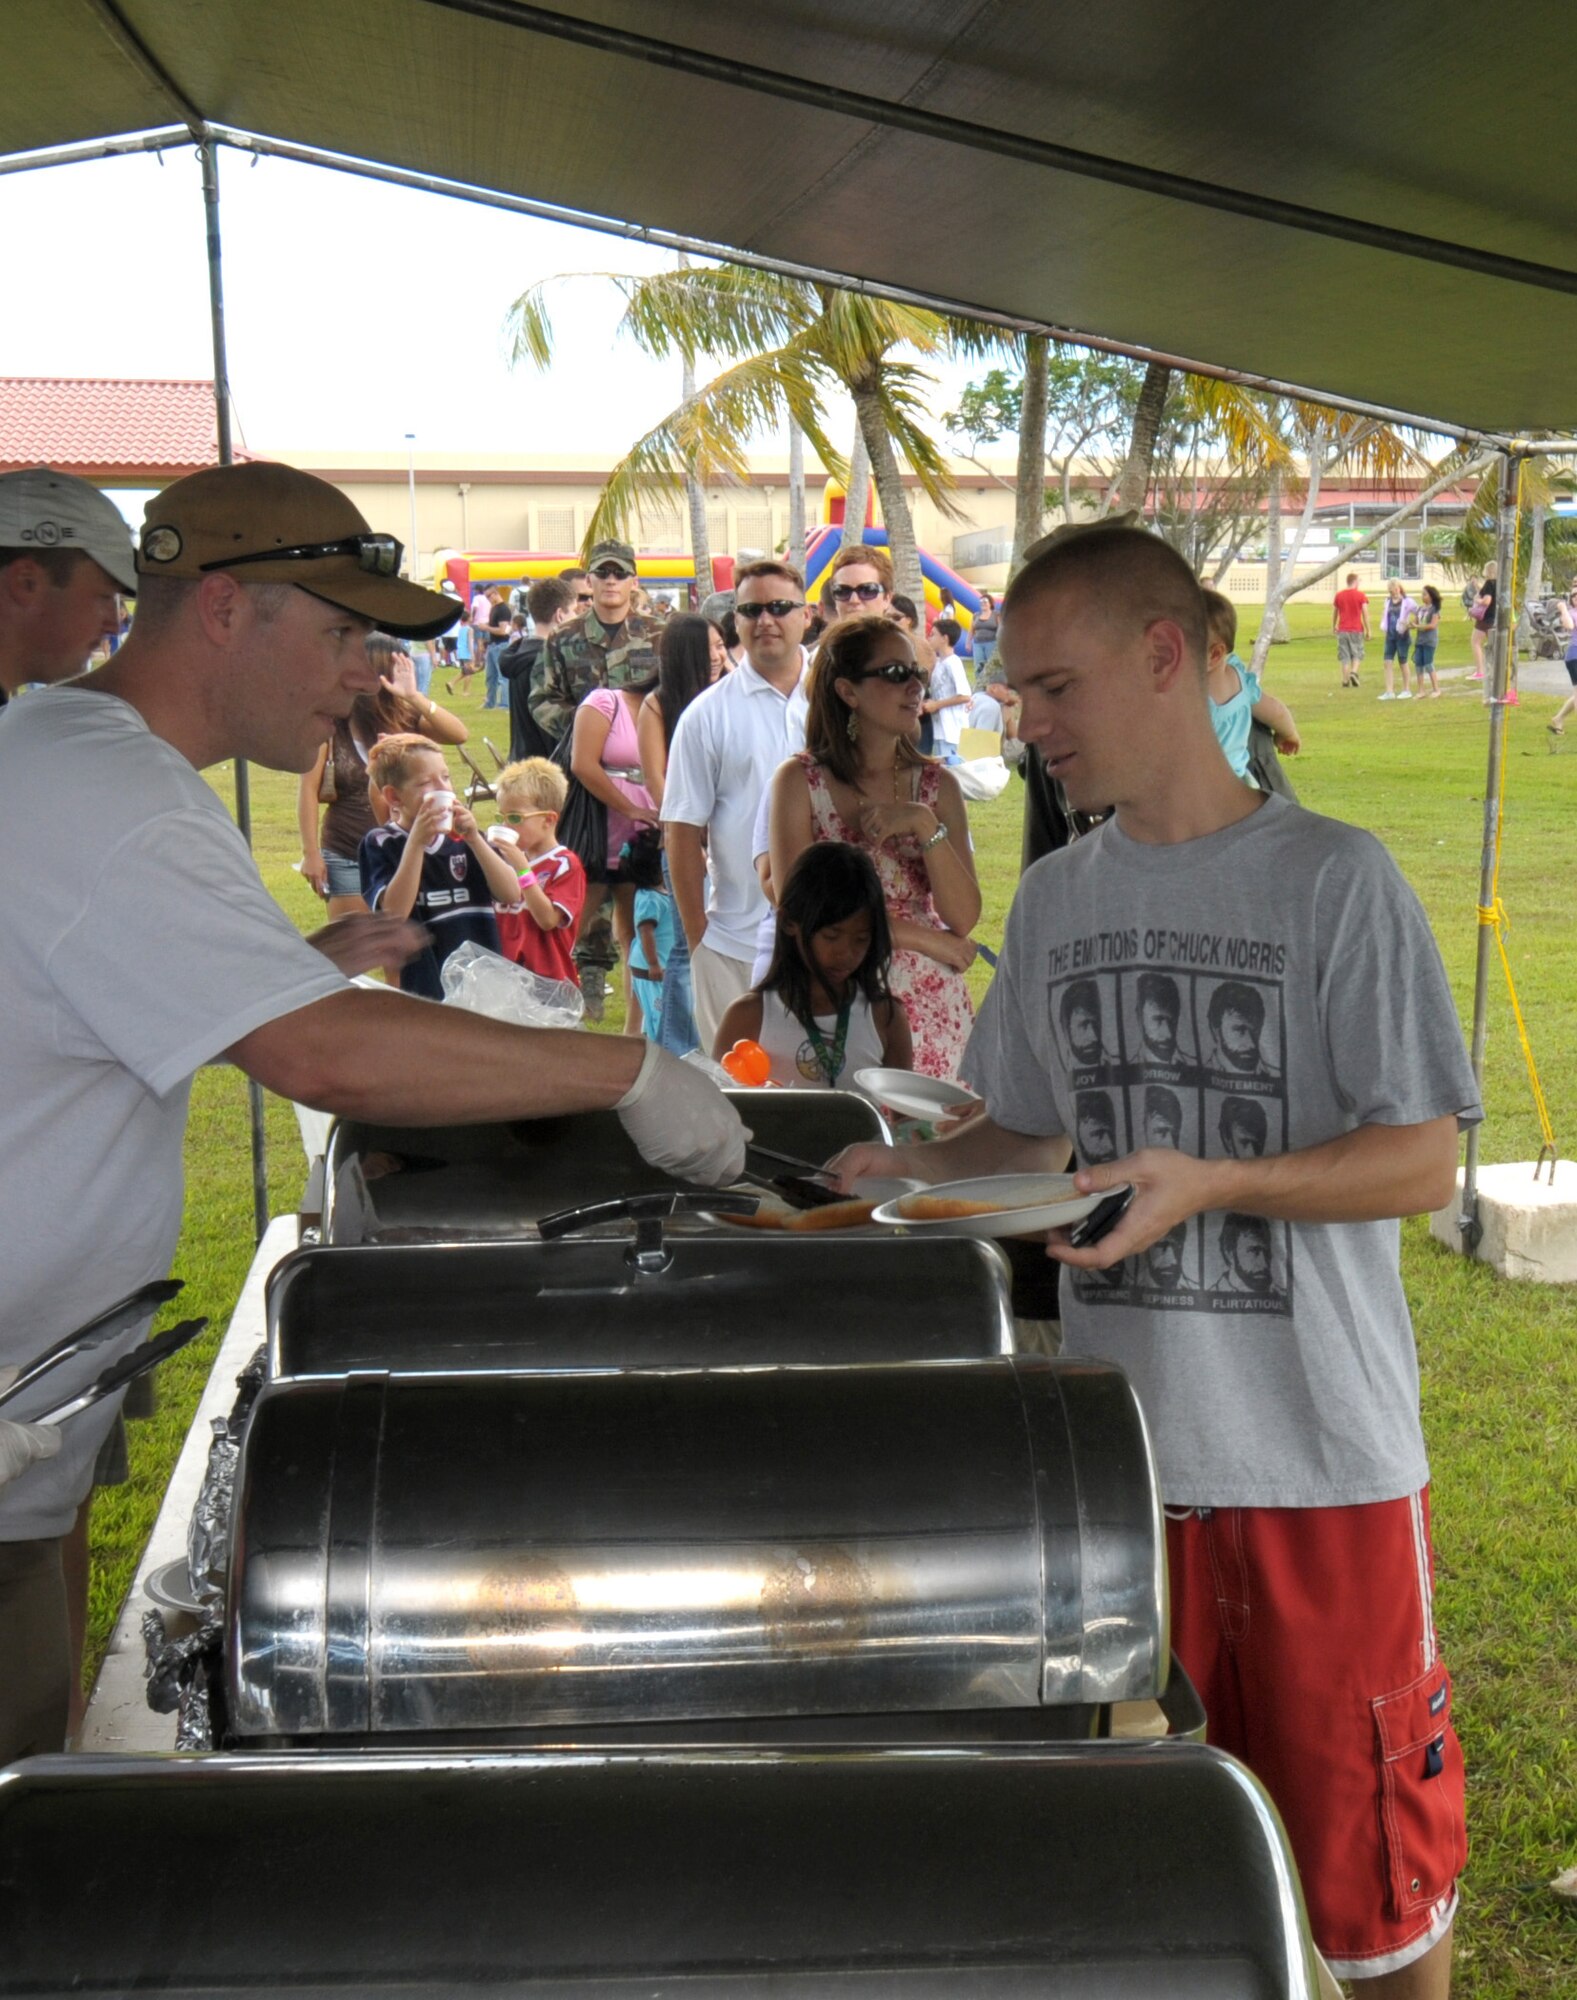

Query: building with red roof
[{"left": 0, "top": 378, "right": 220, "bottom": 482}]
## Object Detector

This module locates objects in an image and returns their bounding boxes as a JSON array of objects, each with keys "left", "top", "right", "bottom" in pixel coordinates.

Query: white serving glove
[
  {"left": 616, "top": 1041, "right": 750, "bottom": 1187},
  {"left": 0, "top": 1367, "right": 63, "bottom": 1492}
]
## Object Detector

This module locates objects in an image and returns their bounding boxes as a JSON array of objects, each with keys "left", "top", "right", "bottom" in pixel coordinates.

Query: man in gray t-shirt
[{"left": 832, "top": 524, "right": 1477, "bottom": 1997}]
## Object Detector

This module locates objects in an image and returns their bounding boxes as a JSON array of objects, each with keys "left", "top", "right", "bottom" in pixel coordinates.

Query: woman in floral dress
[{"left": 769, "top": 614, "right": 980, "bottom": 1077}]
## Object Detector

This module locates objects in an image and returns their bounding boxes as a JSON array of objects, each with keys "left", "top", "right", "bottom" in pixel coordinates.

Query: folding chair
[{"left": 458, "top": 745, "right": 496, "bottom": 804}]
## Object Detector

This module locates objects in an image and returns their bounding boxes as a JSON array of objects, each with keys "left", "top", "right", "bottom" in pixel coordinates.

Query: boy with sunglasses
[{"left": 488, "top": 756, "right": 586, "bottom": 985}]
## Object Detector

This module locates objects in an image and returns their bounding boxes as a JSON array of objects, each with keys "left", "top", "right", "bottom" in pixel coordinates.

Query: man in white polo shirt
[{"left": 662, "top": 558, "right": 811, "bottom": 1046}]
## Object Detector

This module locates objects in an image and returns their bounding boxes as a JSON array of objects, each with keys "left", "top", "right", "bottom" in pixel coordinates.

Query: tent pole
[
  {"left": 199, "top": 134, "right": 271, "bottom": 1245},
  {"left": 1458, "top": 449, "right": 1522, "bottom": 1251},
  {"left": 0, "top": 128, "right": 193, "bottom": 176}
]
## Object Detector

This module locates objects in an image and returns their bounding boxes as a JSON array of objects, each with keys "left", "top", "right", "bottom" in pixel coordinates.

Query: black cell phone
[{"left": 1068, "top": 1184, "right": 1136, "bottom": 1248}]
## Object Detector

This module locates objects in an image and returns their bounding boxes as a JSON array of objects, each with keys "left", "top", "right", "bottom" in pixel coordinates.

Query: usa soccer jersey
[{"left": 359, "top": 824, "right": 501, "bottom": 1000}]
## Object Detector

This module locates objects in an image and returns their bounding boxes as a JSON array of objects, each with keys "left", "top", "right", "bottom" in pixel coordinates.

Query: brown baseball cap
[{"left": 136, "top": 462, "right": 460, "bottom": 639}]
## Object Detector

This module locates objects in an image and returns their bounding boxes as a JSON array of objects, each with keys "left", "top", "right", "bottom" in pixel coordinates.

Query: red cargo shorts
[{"left": 1166, "top": 1489, "right": 1465, "bottom": 1980}]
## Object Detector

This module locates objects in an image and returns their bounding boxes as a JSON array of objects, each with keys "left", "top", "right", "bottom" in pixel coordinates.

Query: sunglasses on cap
[
  {"left": 590, "top": 562, "right": 634, "bottom": 580},
  {"left": 735, "top": 598, "right": 805, "bottom": 620},
  {"left": 199, "top": 532, "right": 403, "bottom": 576},
  {"left": 831, "top": 580, "right": 886, "bottom": 602},
  {"left": 854, "top": 661, "right": 927, "bottom": 687}
]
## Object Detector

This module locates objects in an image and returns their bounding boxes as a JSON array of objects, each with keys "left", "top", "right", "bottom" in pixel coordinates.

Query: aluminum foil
[
  {"left": 141, "top": 1608, "right": 223, "bottom": 1750},
  {"left": 185, "top": 1344, "right": 267, "bottom": 1606}
]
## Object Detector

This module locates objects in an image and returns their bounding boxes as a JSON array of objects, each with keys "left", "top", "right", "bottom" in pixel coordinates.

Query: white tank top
[{"left": 757, "top": 988, "right": 886, "bottom": 1090}]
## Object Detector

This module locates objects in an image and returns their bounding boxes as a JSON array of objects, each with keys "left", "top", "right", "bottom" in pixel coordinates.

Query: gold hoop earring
[{"left": 846, "top": 708, "right": 859, "bottom": 744}]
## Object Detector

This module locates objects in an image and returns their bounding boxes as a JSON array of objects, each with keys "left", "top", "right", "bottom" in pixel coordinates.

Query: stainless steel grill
[
  {"left": 265, "top": 1230, "right": 1016, "bottom": 1379},
  {"left": 0, "top": 1744, "right": 1324, "bottom": 1998},
  {"left": 226, "top": 1358, "right": 1166, "bottom": 1739},
  {"left": 319, "top": 1089, "right": 885, "bottom": 1242}
]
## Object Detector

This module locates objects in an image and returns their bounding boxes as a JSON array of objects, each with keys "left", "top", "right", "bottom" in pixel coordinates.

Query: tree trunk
[
  {"left": 787, "top": 418, "right": 807, "bottom": 578},
  {"left": 1249, "top": 451, "right": 1496, "bottom": 673},
  {"left": 842, "top": 422, "right": 872, "bottom": 550},
  {"left": 1262, "top": 461, "right": 1291, "bottom": 643},
  {"left": 1111, "top": 361, "right": 1171, "bottom": 516},
  {"left": 1249, "top": 426, "right": 1329, "bottom": 675},
  {"left": 1010, "top": 332, "right": 1050, "bottom": 577},
  {"left": 680, "top": 348, "right": 711, "bottom": 601},
  {"left": 854, "top": 384, "right": 923, "bottom": 607}
]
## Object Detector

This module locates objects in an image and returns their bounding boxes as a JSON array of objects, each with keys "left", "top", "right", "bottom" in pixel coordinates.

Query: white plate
[
  {"left": 852, "top": 1068, "right": 980, "bottom": 1123},
  {"left": 144, "top": 1557, "right": 205, "bottom": 1616},
  {"left": 870, "top": 1173, "right": 1106, "bottom": 1239}
]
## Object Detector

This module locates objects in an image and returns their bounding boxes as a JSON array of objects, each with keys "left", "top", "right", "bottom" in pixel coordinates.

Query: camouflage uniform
[
  {"left": 527, "top": 610, "right": 661, "bottom": 746},
  {"left": 527, "top": 608, "right": 661, "bottom": 1005}
]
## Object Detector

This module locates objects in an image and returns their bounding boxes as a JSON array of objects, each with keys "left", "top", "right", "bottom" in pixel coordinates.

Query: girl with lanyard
[{"left": 713, "top": 842, "right": 911, "bottom": 1089}]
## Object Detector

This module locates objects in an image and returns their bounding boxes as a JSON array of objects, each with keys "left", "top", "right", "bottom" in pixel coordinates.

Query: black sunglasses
[
  {"left": 831, "top": 580, "right": 886, "bottom": 602},
  {"left": 575, "top": 591, "right": 593, "bottom": 602},
  {"left": 735, "top": 598, "right": 805, "bottom": 620},
  {"left": 854, "top": 661, "right": 927, "bottom": 686},
  {"left": 590, "top": 563, "right": 634, "bottom": 581},
  {"left": 198, "top": 532, "right": 403, "bottom": 576}
]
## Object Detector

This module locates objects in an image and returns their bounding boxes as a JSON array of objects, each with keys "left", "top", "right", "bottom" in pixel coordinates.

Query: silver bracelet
[{"left": 921, "top": 823, "right": 949, "bottom": 852}]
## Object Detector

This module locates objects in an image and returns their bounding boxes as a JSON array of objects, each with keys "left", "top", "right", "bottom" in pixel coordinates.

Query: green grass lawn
[{"left": 89, "top": 609, "right": 1575, "bottom": 1996}]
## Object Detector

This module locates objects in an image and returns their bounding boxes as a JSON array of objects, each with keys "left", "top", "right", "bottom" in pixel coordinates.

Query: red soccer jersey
[
  {"left": 495, "top": 843, "right": 586, "bottom": 986},
  {"left": 1333, "top": 587, "right": 1368, "bottom": 632}
]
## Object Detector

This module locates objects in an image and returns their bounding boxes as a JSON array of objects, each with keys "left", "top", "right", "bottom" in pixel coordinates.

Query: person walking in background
[
  {"left": 1550, "top": 585, "right": 1577, "bottom": 737},
  {"left": 1331, "top": 570, "right": 1369, "bottom": 688},
  {"left": 482, "top": 591, "right": 512, "bottom": 710},
  {"left": 769, "top": 613, "right": 979, "bottom": 1080},
  {"left": 1412, "top": 587, "right": 1443, "bottom": 698},
  {"left": 1379, "top": 579, "right": 1417, "bottom": 701},
  {"left": 1469, "top": 562, "right": 1497, "bottom": 683},
  {"left": 971, "top": 590, "right": 999, "bottom": 673}
]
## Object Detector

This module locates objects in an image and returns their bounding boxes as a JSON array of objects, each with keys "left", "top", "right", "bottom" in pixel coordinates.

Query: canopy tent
[
  {"left": 7, "top": 0, "right": 1577, "bottom": 439},
  {"left": 3, "top": 0, "right": 1564, "bottom": 1240}
]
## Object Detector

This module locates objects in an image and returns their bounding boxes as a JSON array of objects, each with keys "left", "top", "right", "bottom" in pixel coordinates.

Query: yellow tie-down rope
[{"left": 1477, "top": 459, "right": 1559, "bottom": 1182}]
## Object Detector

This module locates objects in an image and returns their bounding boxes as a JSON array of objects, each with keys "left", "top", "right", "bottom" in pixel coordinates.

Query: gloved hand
[
  {"left": 0, "top": 1368, "right": 63, "bottom": 1492},
  {"left": 616, "top": 1042, "right": 750, "bottom": 1187}
]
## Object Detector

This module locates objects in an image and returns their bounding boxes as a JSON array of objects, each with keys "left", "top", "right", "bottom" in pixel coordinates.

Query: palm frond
[
  {"left": 581, "top": 345, "right": 845, "bottom": 554},
  {"left": 614, "top": 265, "right": 819, "bottom": 365},
  {"left": 867, "top": 360, "right": 967, "bottom": 518}
]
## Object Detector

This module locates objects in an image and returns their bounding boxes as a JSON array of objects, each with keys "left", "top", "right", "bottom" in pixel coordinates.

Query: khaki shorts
[
  {"left": 0, "top": 1536, "right": 71, "bottom": 1765},
  {"left": 1337, "top": 632, "right": 1366, "bottom": 665}
]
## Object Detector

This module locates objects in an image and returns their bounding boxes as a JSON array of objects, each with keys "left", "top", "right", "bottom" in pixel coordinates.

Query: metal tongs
[
  {"left": 742, "top": 1143, "right": 845, "bottom": 1210},
  {"left": 0, "top": 1278, "right": 207, "bottom": 1427}
]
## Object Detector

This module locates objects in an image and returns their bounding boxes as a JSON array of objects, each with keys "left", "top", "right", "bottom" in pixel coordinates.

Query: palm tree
[{"left": 505, "top": 264, "right": 1008, "bottom": 605}]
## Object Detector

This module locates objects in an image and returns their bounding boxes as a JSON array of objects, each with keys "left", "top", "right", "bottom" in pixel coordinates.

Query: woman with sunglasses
[{"left": 768, "top": 614, "right": 980, "bottom": 1079}]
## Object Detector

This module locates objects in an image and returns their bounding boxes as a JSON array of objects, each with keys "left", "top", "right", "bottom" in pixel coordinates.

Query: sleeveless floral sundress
[{"left": 793, "top": 752, "right": 974, "bottom": 1080}]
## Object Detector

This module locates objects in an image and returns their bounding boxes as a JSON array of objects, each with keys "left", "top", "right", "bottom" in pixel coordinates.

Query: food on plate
[
  {"left": 719, "top": 1199, "right": 877, "bottom": 1232},
  {"left": 899, "top": 1194, "right": 1037, "bottom": 1221}
]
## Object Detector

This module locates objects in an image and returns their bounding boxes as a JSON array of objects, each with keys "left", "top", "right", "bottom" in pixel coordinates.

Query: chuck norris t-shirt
[{"left": 963, "top": 795, "right": 1480, "bottom": 1507}]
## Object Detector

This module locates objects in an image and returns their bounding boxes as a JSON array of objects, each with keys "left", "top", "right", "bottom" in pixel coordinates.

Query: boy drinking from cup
[
  {"left": 487, "top": 756, "right": 587, "bottom": 986},
  {"left": 360, "top": 733, "right": 520, "bottom": 999}
]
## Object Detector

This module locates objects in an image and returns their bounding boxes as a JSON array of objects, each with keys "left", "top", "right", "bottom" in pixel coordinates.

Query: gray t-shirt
[{"left": 962, "top": 795, "right": 1481, "bottom": 1509}]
